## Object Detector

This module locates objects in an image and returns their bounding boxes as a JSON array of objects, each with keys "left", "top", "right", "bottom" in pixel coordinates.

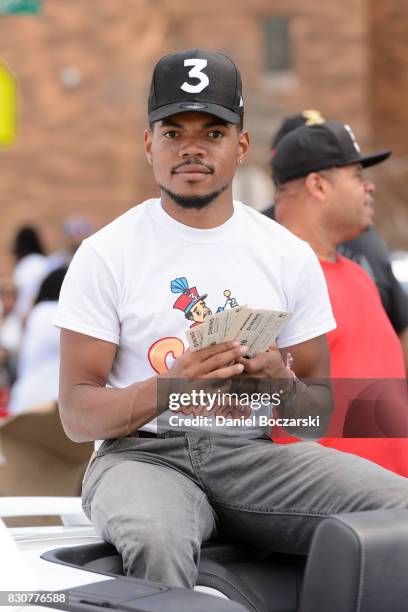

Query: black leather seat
[
  {"left": 42, "top": 510, "right": 408, "bottom": 612},
  {"left": 42, "top": 539, "right": 305, "bottom": 612},
  {"left": 196, "top": 541, "right": 305, "bottom": 612}
]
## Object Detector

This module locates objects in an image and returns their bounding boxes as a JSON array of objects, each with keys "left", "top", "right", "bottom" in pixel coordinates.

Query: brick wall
[{"left": 368, "top": 0, "right": 408, "bottom": 245}]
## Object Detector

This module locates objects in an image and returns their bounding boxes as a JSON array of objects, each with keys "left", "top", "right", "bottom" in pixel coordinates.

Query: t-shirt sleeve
[
  {"left": 54, "top": 240, "right": 120, "bottom": 344},
  {"left": 386, "top": 266, "right": 408, "bottom": 333},
  {"left": 277, "top": 246, "right": 336, "bottom": 348}
]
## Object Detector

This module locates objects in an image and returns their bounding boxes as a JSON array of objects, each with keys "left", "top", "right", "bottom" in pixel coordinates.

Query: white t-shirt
[
  {"left": 0, "top": 311, "right": 22, "bottom": 355},
  {"left": 55, "top": 199, "right": 336, "bottom": 437},
  {"left": 9, "top": 301, "right": 60, "bottom": 413},
  {"left": 13, "top": 253, "right": 49, "bottom": 320}
]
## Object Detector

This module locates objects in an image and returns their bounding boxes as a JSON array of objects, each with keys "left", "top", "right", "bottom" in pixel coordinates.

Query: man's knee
[
  {"left": 118, "top": 515, "right": 200, "bottom": 587},
  {"left": 86, "top": 459, "right": 214, "bottom": 587}
]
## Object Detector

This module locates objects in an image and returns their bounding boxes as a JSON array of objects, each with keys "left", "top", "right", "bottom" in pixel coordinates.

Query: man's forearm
[
  {"left": 275, "top": 376, "right": 333, "bottom": 438},
  {"left": 236, "top": 369, "right": 332, "bottom": 438},
  {"left": 59, "top": 376, "right": 163, "bottom": 443}
]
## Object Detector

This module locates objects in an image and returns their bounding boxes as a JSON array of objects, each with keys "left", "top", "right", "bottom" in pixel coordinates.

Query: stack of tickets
[{"left": 186, "top": 306, "right": 292, "bottom": 358}]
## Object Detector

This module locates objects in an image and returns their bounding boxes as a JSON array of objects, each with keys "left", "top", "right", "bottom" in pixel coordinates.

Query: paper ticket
[
  {"left": 185, "top": 306, "right": 292, "bottom": 356},
  {"left": 186, "top": 306, "right": 245, "bottom": 351},
  {"left": 230, "top": 309, "right": 275, "bottom": 357},
  {"left": 201, "top": 305, "right": 244, "bottom": 348},
  {"left": 185, "top": 324, "right": 205, "bottom": 351},
  {"left": 248, "top": 311, "right": 293, "bottom": 357}
]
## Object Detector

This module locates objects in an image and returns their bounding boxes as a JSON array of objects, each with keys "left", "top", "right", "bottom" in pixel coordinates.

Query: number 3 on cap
[{"left": 180, "top": 59, "right": 209, "bottom": 94}]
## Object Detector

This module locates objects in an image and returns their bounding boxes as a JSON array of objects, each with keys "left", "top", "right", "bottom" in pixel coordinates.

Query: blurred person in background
[
  {"left": 47, "top": 216, "right": 94, "bottom": 273},
  {"left": 0, "top": 280, "right": 20, "bottom": 414},
  {"left": 272, "top": 119, "right": 408, "bottom": 476},
  {"left": 264, "top": 110, "right": 408, "bottom": 376},
  {"left": 12, "top": 226, "right": 48, "bottom": 323},
  {"left": 8, "top": 266, "right": 67, "bottom": 414},
  {"left": 0, "top": 280, "right": 21, "bottom": 370}
]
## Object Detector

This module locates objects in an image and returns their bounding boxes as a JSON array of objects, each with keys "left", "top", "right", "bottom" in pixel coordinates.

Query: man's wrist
[{"left": 272, "top": 366, "right": 296, "bottom": 403}]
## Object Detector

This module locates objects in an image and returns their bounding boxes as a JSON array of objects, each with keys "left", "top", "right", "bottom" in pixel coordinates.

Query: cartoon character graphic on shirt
[
  {"left": 171, "top": 276, "right": 238, "bottom": 327},
  {"left": 218, "top": 289, "right": 239, "bottom": 311},
  {"left": 171, "top": 277, "right": 212, "bottom": 327},
  {"left": 148, "top": 277, "right": 239, "bottom": 375}
]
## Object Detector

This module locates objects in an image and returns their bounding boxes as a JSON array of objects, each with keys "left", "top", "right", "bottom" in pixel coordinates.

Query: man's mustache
[{"left": 171, "top": 159, "right": 214, "bottom": 174}]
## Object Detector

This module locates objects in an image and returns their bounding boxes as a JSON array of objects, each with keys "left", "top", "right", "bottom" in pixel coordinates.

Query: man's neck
[
  {"left": 160, "top": 190, "right": 234, "bottom": 229},
  {"left": 283, "top": 220, "right": 338, "bottom": 263}
]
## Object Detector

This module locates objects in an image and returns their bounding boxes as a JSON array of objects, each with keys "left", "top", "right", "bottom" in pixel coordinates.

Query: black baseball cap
[
  {"left": 272, "top": 120, "right": 391, "bottom": 185},
  {"left": 272, "top": 109, "right": 326, "bottom": 149},
  {"left": 148, "top": 48, "right": 244, "bottom": 125}
]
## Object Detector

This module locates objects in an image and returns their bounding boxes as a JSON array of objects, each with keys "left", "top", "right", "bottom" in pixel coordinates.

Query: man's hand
[
  {"left": 162, "top": 341, "right": 248, "bottom": 424},
  {"left": 236, "top": 343, "right": 291, "bottom": 380},
  {"left": 167, "top": 341, "right": 248, "bottom": 379},
  {"left": 233, "top": 339, "right": 332, "bottom": 439},
  {"left": 234, "top": 342, "right": 295, "bottom": 401}
]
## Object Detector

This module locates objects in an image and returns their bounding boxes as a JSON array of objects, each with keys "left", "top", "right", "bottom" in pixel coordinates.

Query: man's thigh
[
  {"left": 82, "top": 455, "right": 217, "bottom": 586},
  {"left": 191, "top": 436, "right": 408, "bottom": 553},
  {"left": 83, "top": 456, "right": 216, "bottom": 543}
]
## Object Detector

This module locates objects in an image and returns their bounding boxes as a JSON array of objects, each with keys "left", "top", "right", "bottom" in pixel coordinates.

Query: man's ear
[
  {"left": 237, "top": 130, "right": 250, "bottom": 165},
  {"left": 144, "top": 129, "right": 153, "bottom": 165},
  {"left": 305, "top": 172, "right": 328, "bottom": 202}
]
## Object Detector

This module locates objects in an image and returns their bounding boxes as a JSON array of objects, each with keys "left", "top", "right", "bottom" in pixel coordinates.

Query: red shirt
[
  {"left": 320, "top": 255, "right": 405, "bottom": 379},
  {"left": 274, "top": 256, "right": 408, "bottom": 477},
  {"left": 319, "top": 256, "right": 407, "bottom": 476}
]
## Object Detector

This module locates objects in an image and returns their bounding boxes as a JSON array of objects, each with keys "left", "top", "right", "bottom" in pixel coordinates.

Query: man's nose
[
  {"left": 178, "top": 138, "right": 206, "bottom": 158},
  {"left": 365, "top": 179, "right": 375, "bottom": 194}
]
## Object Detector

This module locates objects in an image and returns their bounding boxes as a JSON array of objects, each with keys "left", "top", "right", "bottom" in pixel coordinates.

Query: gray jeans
[{"left": 82, "top": 432, "right": 408, "bottom": 588}]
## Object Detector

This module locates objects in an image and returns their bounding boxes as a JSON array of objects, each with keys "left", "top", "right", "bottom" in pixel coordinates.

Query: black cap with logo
[
  {"left": 271, "top": 120, "right": 391, "bottom": 185},
  {"left": 272, "top": 109, "right": 326, "bottom": 150},
  {"left": 148, "top": 48, "right": 244, "bottom": 125}
]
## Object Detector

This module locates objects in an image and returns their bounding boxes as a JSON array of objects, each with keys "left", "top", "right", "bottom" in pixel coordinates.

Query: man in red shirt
[{"left": 272, "top": 120, "right": 408, "bottom": 476}]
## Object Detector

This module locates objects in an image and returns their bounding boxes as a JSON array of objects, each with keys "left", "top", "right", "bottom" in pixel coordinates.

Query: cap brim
[
  {"left": 149, "top": 101, "right": 241, "bottom": 124},
  {"left": 357, "top": 150, "right": 392, "bottom": 168},
  {"left": 274, "top": 149, "right": 393, "bottom": 185}
]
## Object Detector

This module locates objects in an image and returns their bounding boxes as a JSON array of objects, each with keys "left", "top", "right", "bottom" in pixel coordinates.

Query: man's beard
[{"left": 159, "top": 183, "right": 230, "bottom": 209}]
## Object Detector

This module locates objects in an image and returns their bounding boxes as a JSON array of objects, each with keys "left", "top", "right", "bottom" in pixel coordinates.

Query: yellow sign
[{"left": 0, "top": 62, "right": 17, "bottom": 146}]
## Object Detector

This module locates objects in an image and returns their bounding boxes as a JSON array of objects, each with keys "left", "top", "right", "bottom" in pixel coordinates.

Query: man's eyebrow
[
  {"left": 159, "top": 119, "right": 183, "bottom": 128},
  {"left": 158, "top": 118, "right": 231, "bottom": 129},
  {"left": 203, "top": 119, "right": 230, "bottom": 128}
]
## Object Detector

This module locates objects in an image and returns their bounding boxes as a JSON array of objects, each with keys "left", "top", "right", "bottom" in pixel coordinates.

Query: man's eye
[
  {"left": 163, "top": 131, "right": 179, "bottom": 139},
  {"left": 208, "top": 130, "right": 224, "bottom": 139}
]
